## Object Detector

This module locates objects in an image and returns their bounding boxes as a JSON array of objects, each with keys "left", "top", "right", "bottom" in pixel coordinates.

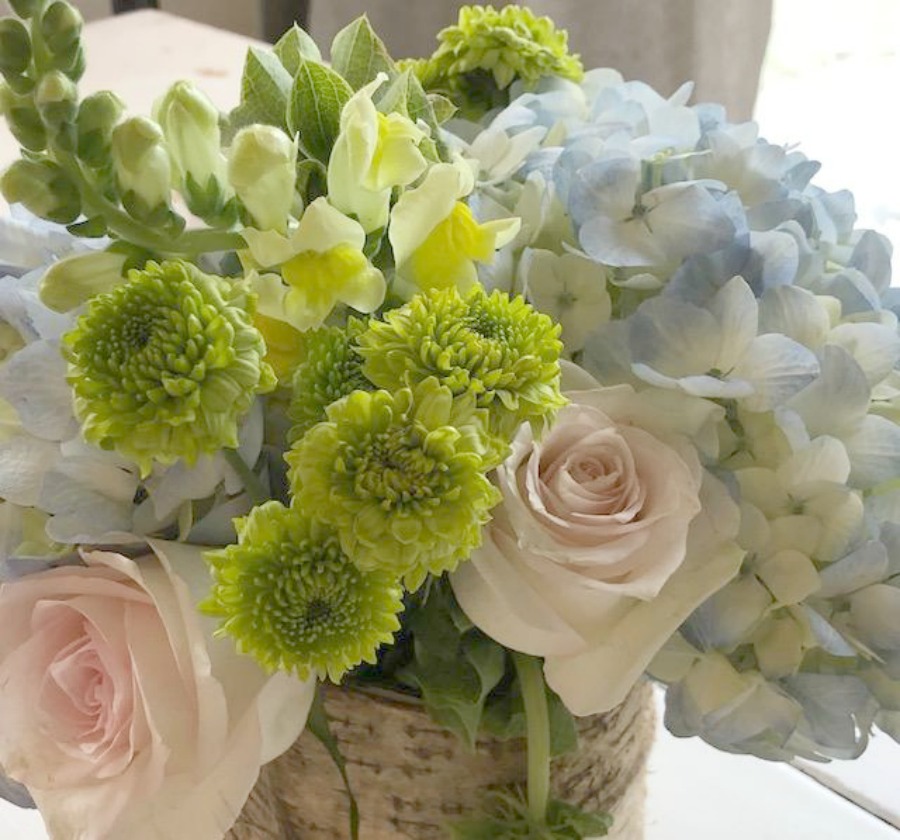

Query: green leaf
[
  {"left": 66, "top": 216, "right": 107, "bottom": 238},
  {"left": 428, "top": 92, "right": 458, "bottom": 125},
  {"left": 295, "top": 157, "right": 328, "bottom": 204},
  {"left": 287, "top": 58, "right": 353, "bottom": 164},
  {"left": 448, "top": 789, "right": 613, "bottom": 839},
  {"left": 400, "top": 580, "right": 506, "bottom": 749},
  {"left": 230, "top": 46, "right": 292, "bottom": 132},
  {"left": 330, "top": 14, "right": 397, "bottom": 90},
  {"left": 306, "top": 688, "right": 360, "bottom": 840},
  {"left": 483, "top": 677, "right": 579, "bottom": 758},
  {"left": 374, "top": 69, "right": 412, "bottom": 118},
  {"left": 273, "top": 23, "right": 321, "bottom": 75},
  {"left": 406, "top": 72, "right": 451, "bottom": 160},
  {"left": 546, "top": 800, "right": 613, "bottom": 838}
]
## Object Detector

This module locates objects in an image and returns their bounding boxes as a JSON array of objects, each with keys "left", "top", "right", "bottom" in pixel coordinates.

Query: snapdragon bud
[
  {"left": 35, "top": 70, "right": 77, "bottom": 127},
  {"left": 0, "top": 83, "right": 46, "bottom": 151},
  {"left": 8, "top": 0, "right": 40, "bottom": 18},
  {"left": 228, "top": 124, "right": 297, "bottom": 232},
  {"left": 40, "top": 2, "right": 83, "bottom": 57},
  {"left": 39, "top": 250, "right": 128, "bottom": 312},
  {"left": 154, "top": 80, "right": 231, "bottom": 214},
  {"left": 111, "top": 116, "right": 172, "bottom": 217},
  {"left": 76, "top": 90, "right": 124, "bottom": 167},
  {"left": 0, "top": 19, "right": 32, "bottom": 77},
  {"left": 1, "top": 158, "right": 81, "bottom": 223}
]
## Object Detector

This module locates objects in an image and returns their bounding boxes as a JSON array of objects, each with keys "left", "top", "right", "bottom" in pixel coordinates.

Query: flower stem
[
  {"left": 512, "top": 652, "right": 551, "bottom": 825},
  {"left": 223, "top": 447, "right": 269, "bottom": 506}
]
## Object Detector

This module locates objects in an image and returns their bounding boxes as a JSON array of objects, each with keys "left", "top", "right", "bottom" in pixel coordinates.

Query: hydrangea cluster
[{"left": 451, "top": 67, "right": 900, "bottom": 760}]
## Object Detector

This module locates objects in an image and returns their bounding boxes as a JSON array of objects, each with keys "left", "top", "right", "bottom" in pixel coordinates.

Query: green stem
[
  {"left": 512, "top": 652, "right": 551, "bottom": 826},
  {"left": 223, "top": 448, "right": 269, "bottom": 506}
]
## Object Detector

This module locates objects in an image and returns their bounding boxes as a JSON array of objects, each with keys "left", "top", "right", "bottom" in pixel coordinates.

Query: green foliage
[
  {"left": 230, "top": 46, "right": 292, "bottom": 132},
  {"left": 482, "top": 675, "right": 578, "bottom": 759},
  {"left": 273, "top": 23, "right": 321, "bottom": 75},
  {"left": 330, "top": 14, "right": 396, "bottom": 90},
  {"left": 448, "top": 789, "right": 613, "bottom": 839},
  {"left": 287, "top": 58, "right": 353, "bottom": 163},
  {"left": 400, "top": 579, "right": 506, "bottom": 749}
]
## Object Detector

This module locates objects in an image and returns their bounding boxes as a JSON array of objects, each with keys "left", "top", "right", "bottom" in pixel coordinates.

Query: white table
[{"left": 1, "top": 10, "right": 898, "bottom": 839}]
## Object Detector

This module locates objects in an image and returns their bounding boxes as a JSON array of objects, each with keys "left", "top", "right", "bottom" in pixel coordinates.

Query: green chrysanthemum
[
  {"left": 287, "top": 317, "right": 371, "bottom": 444},
  {"left": 287, "top": 378, "right": 500, "bottom": 587},
  {"left": 63, "top": 259, "right": 276, "bottom": 476},
  {"left": 202, "top": 501, "right": 403, "bottom": 682},
  {"left": 409, "top": 4, "right": 584, "bottom": 118},
  {"left": 357, "top": 285, "right": 566, "bottom": 439}
]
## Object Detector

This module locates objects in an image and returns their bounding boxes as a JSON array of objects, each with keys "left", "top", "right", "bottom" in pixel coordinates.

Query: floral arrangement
[{"left": 0, "top": 1, "right": 898, "bottom": 837}]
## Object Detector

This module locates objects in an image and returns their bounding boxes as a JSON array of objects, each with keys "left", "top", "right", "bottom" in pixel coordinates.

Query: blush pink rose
[
  {"left": 0, "top": 539, "right": 314, "bottom": 840},
  {"left": 452, "top": 383, "right": 744, "bottom": 714}
]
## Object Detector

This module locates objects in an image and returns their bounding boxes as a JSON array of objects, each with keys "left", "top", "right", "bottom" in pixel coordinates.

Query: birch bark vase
[{"left": 228, "top": 680, "right": 655, "bottom": 840}]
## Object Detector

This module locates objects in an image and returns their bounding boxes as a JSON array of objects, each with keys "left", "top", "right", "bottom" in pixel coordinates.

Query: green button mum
[
  {"left": 63, "top": 259, "right": 276, "bottom": 476},
  {"left": 409, "top": 4, "right": 583, "bottom": 118},
  {"left": 358, "top": 284, "right": 566, "bottom": 440},
  {"left": 287, "top": 378, "right": 500, "bottom": 588},
  {"left": 203, "top": 501, "right": 403, "bottom": 682},
  {"left": 287, "top": 316, "right": 371, "bottom": 445}
]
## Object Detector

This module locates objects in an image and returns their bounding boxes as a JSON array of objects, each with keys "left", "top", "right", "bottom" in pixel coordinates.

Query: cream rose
[
  {"left": 0, "top": 540, "right": 314, "bottom": 840},
  {"left": 451, "top": 383, "right": 744, "bottom": 715}
]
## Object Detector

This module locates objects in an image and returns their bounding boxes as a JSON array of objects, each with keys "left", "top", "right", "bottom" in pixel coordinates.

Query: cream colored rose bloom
[
  {"left": 451, "top": 382, "right": 744, "bottom": 714},
  {"left": 0, "top": 540, "right": 315, "bottom": 840}
]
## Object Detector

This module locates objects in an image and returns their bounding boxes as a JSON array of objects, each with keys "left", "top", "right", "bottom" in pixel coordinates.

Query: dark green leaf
[
  {"left": 66, "top": 215, "right": 107, "bottom": 238},
  {"left": 273, "top": 23, "right": 321, "bottom": 75},
  {"left": 230, "top": 46, "right": 292, "bottom": 131},
  {"left": 330, "top": 14, "right": 396, "bottom": 90},
  {"left": 546, "top": 800, "right": 613, "bottom": 837},
  {"left": 287, "top": 58, "right": 353, "bottom": 163},
  {"left": 307, "top": 689, "right": 360, "bottom": 840},
  {"left": 401, "top": 580, "right": 506, "bottom": 749},
  {"left": 483, "top": 678, "right": 578, "bottom": 758},
  {"left": 448, "top": 789, "right": 612, "bottom": 839}
]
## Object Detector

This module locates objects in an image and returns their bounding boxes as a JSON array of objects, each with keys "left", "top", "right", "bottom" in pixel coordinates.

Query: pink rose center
[
  {"left": 33, "top": 600, "right": 138, "bottom": 770},
  {"left": 531, "top": 425, "right": 646, "bottom": 525}
]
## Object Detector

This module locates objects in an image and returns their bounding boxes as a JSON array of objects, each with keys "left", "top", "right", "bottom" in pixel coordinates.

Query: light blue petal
[
  {"left": 818, "top": 541, "right": 890, "bottom": 598},
  {"left": 787, "top": 345, "right": 870, "bottom": 437},
  {"left": 628, "top": 295, "right": 721, "bottom": 376},
  {"left": 844, "top": 414, "right": 900, "bottom": 489},
  {"left": 733, "top": 334, "right": 820, "bottom": 412}
]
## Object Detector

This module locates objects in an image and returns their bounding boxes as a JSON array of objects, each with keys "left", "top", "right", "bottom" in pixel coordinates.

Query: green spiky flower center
[
  {"left": 203, "top": 502, "right": 403, "bottom": 682},
  {"left": 351, "top": 423, "right": 450, "bottom": 508}
]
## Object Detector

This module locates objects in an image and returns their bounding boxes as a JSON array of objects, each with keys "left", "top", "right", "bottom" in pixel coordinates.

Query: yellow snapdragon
[
  {"left": 241, "top": 197, "right": 386, "bottom": 332},
  {"left": 327, "top": 74, "right": 428, "bottom": 233},
  {"left": 389, "top": 160, "right": 520, "bottom": 295}
]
